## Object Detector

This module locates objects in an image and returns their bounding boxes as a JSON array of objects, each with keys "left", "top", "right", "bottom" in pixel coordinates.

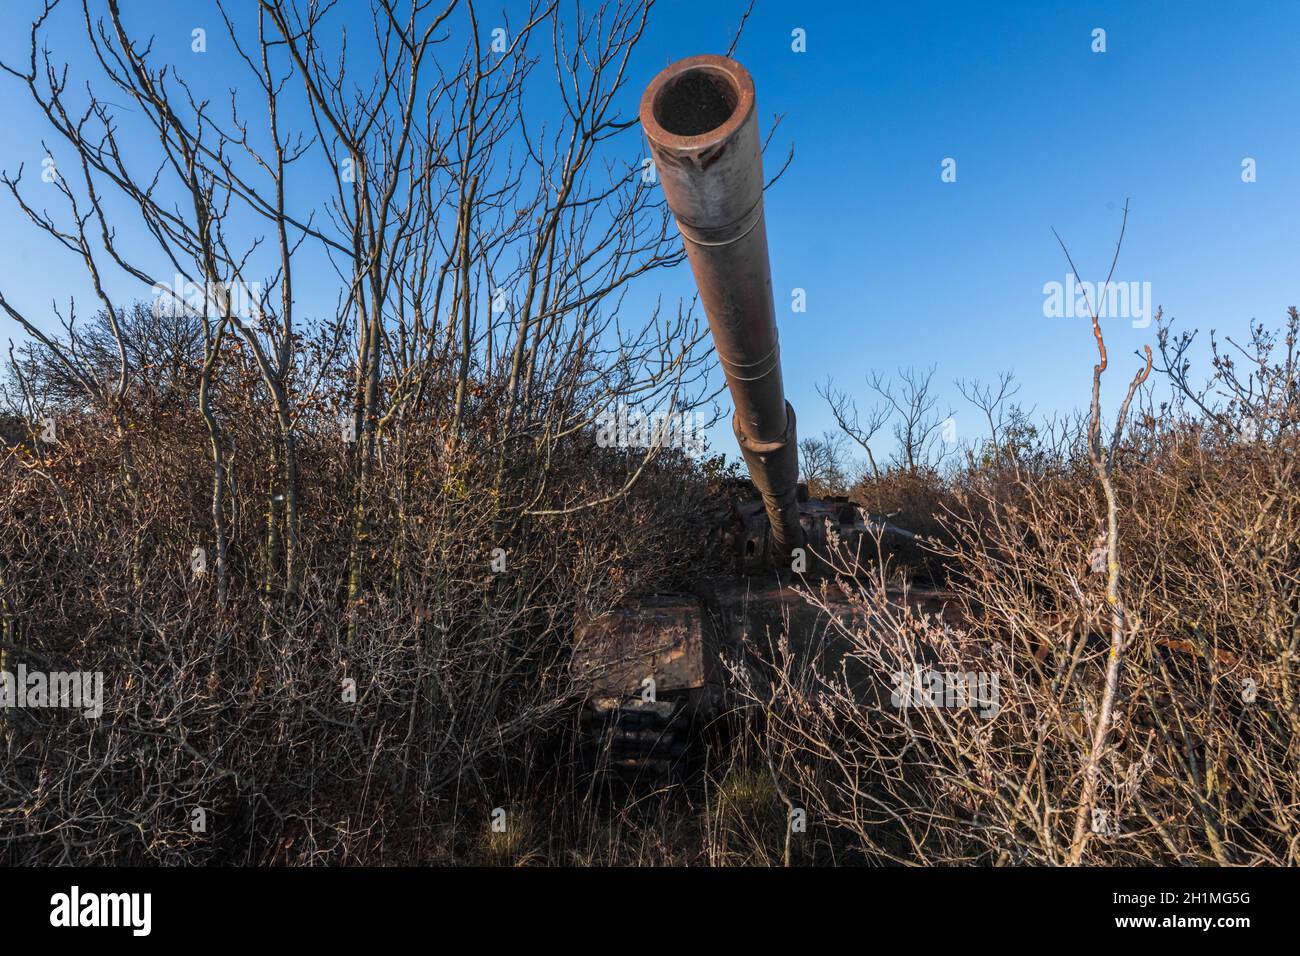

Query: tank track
[{"left": 579, "top": 695, "right": 691, "bottom": 785}]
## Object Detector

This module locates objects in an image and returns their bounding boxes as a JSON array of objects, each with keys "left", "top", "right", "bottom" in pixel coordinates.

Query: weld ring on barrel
[
  {"left": 676, "top": 197, "right": 764, "bottom": 248},
  {"left": 718, "top": 342, "right": 780, "bottom": 382}
]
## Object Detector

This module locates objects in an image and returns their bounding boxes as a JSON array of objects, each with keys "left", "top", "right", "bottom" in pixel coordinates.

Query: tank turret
[{"left": 574, "top": 56, "right": 943, "bottom": 785}]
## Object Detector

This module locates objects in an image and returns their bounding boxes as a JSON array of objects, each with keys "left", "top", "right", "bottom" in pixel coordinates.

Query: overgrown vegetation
[
  {"left": 1, "top": 0, "right": 1295, "bottom": 867},
  {"left": 743, "top": 306, "right": 1300, "bottom": 865},
  {"left": 6, "top": 301, "right": 1295, "bottom": 865},
  {"left": 1, "top": 345, "right": 725, "bottom": 863}
]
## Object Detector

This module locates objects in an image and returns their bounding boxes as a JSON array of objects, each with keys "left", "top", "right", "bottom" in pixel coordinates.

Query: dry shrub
[
  {"left": 849, "top": 467, "right": 956, "bottom": 582},
  {"left": 0, "top": 0, "right": 727, "bottom": 864},
  {"left": 737, "top": 310, "right": 1300, "bottom": 865},
  {"left": 0, "top": 365, "right": 721, "bottom": 864}
]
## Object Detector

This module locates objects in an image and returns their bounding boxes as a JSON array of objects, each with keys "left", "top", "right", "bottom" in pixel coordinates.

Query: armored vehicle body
[{"left": 576, "top": 55, "right": 949, "bottom": 781}]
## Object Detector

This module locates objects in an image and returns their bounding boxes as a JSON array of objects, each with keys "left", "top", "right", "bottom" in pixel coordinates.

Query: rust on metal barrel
[{"left": 639, "top": 54, "right": 804, "bottom": 562}]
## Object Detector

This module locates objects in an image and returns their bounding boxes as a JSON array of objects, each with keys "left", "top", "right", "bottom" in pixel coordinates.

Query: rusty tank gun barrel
[{"left": 640, "top": 55, "right": 805, "bottom": 562}]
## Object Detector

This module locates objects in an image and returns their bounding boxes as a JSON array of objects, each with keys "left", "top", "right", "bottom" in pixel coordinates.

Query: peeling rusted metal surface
[
  {"left": 640, "top": 55, "right": 803, "bottom": 562},
  {"left": 723, "top": 486, "right": 918, "bottom": 574},
  {"left": 573, "top": 595, "right": 710, "bottom": 698}
]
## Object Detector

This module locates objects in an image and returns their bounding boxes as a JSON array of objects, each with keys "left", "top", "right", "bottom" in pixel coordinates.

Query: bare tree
[
  {"left": 0, "top": 0, "right": 735, "bottom": 865},
  {"left": 1, "top": 0, "right": 716, "bottom": 620},
  {"left": 955, "top": 371, "right": 1020, "bottom": 457},
  {"left": 798, "top": 429, "right": 850, "bottom": 497},
  {"left": 1052, "top": 200, "right": 1153, "bottom": 864},
  {"left": 1154, "top": 306, "right": 1300, "bottom": 442},
  {"left": 817, "top": 376, "right": 889, "bottom": 481},
  {"left": 866, "top": 365, "right": 952, "bottom": 474}
]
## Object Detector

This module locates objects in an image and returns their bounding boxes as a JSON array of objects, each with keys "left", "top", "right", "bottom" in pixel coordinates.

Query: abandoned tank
[{"left": 573, "top": 55, "right": 952, "bottom": 782}]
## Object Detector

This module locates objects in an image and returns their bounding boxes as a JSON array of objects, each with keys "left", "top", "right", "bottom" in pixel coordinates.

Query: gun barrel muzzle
[{"left": 640, "top": 55, "right": 804, "bottom": 561}]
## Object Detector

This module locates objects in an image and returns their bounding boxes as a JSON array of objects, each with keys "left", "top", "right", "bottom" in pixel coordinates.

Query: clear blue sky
[{"left": 1, "top": 1, "right": 1296, "bottom": 463}]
